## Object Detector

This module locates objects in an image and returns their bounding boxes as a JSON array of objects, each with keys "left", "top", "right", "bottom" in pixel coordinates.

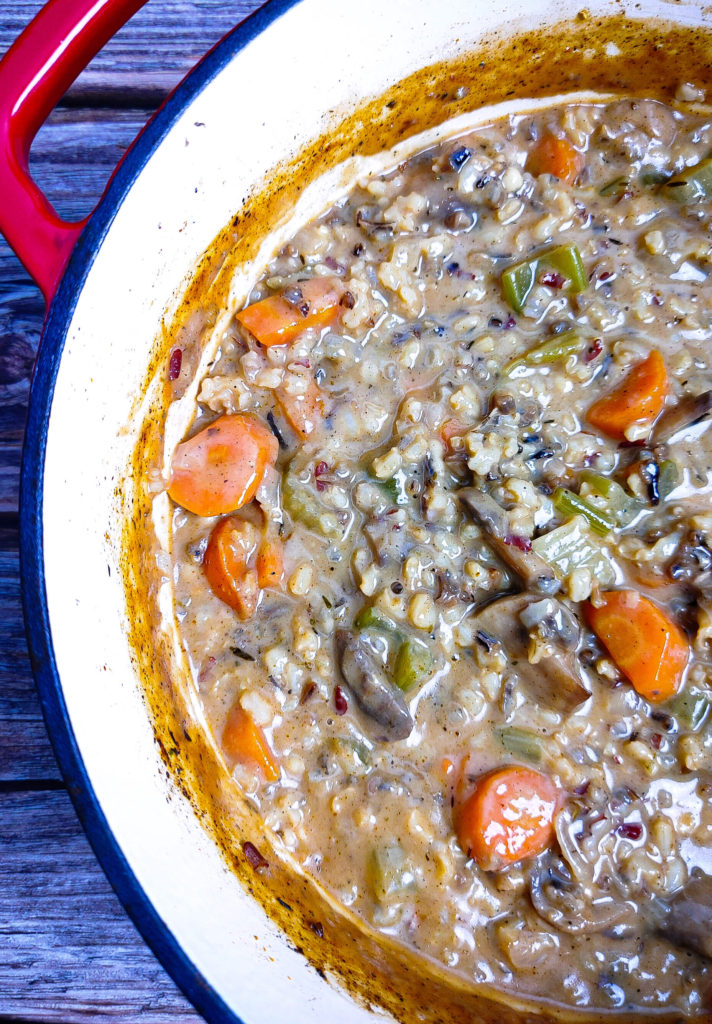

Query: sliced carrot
[
  {"left": 236, "top": 277, "right": 342, "bottom": 348},
  {"left": 256, "top": 536, "right": 284, "bottom": 590},
  {"left": 587, "top": 350, "right": 668, "bottom": 440},
  {"left": 203, "top": 517, "right": 260, "bottom": 619},
  {"left": 440, "top": 419, "right": 467, "bottom": 453},
  {"left": 526, "top": 135, "right": 583, "bottom": 185},
  {"left": 625, "top": 562, "right": 672, "bottom": 590},
  {"left": 168, "top": 413, "right": 278, "bottom": 517},
  {"left": 456, "top": 766, "right": 560, "bottom": 871},
  {"left": 276, "top": 376, "right": 324, "bottom": 439},
  {"left": 222, "top": 702, "right": 279, "bottom": 782},
  {"left": 585, "top": 590, "right": 689, "bottom": 702}
]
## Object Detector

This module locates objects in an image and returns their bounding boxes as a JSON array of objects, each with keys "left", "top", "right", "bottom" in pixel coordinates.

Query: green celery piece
[
  {"left": 500, "top": 243, "right": 587, "bottom": 312},
  {"left": 502, "top": 260, "right": 537, "bottom": 313},
  {"left": 599, "top": 176, "right": 630, "bottom": 197},
  {"left": 584, "top": 461, "right": 679, "bottom": 509},
  {"left": 393, "top": 638, "right": 434, "bottom": 692},
  {"left": 580, "top": 470, "right": 643, "bottom": 527},
  {"left": 545, "top": 243, "right": 588, "bottom": 292},
  {"left": 640, "top": 167, "right": 670, "bottom": 187},
  {"left": 658, "top": 459, "right": 680, "bottom": 500},
  {"left": 380, "top": 473, "right": 409, "bottom": 505},
  {"left": 553, "top": 487, "right": 616, "bottom": 536},
  {"left": 532, "top": 516, "right": 617, "bottom": 584},
  {"left": 368, "top": 843, "right": 416, "bottom": 902},
  {"left": 504, "top": 330, "right": 583, "bottom": 376},
  {"left": 667, "top": 689, "right": 711, "bottom": 731},
  {"left": 367, "top": 468, "right": 407, "bottom": 506},
  {"left": 282, "top": 468, "right": 341, "bottom": 539},
  {"left": 660, "top": 156, "right": 712, "bottom": 204},
  {"left": 354, "top": 606, "right": 406, "bottom": 643},
  {"left": 379, "top": 476, "right": 401, "bottom": 502},
  {"left": 497, "top": 726, "right": 543, "bottom": 763},
  {"left": 329, "top": 736, "right": 371, "bottom": 773}
]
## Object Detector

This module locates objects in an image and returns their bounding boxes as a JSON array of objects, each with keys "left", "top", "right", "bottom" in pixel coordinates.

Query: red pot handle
[{"left": 0, "top": 0, "right": 149, "bottom": 304}]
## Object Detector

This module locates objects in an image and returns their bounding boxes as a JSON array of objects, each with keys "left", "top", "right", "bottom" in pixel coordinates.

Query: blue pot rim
[{"left": 20, "top": 3, "right": 302, "bottom": 1021}]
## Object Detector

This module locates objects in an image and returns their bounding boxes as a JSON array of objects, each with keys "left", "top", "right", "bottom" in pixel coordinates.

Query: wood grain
[
  {"left": 0, "top": 791, "right": 198, "bottom": 1022},
  {"left": 0, "top": 543, "right": 60, "bottom": 782},
  {"left": 0, "top": 2, "right": 265, "bottom": 1020},
  {"left": 0, "top": 2, "right": 258, "bottom": 104}
]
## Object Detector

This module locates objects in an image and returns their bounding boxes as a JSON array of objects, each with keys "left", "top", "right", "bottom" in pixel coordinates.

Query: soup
[{"left": 161, "top": 92, "right": 712, "bottom": 1016}]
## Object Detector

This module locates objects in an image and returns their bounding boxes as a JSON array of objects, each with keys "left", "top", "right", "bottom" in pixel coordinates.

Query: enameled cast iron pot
[{"left": 2, "top": 2, "right": 712, "bottom": 1022}]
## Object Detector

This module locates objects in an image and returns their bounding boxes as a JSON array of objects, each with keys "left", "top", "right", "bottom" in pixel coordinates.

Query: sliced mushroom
[
  {"left": 459, "top": 488, "right": 560, "bottom": 595},
  {"left": 519, "top": 597, "right": 581, "bottom": 649},
  {"left": 652, "top": 390, "right": 712, "bottom": 444},
  {"left": 335, "top": 630, "right": 414, "bottom": 742},
  {"left": 661, "top": 871, "right": 712, "bottom": 959},
  {"left": 435, "top": 570, "right": 478, "bottom": 606},
  {"left": 530, "top": 854, "right": 633, "bottom": 935},
  {"left": 472, "top": 593, "right": 590, "bottom": 713},
  {"left": 364, "top": 517, "right": 412, "bottom": 566}
]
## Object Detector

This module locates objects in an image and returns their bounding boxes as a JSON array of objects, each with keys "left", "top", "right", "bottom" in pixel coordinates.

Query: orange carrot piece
[
  {"left": 222, "top": 702, "right": 279, "bottom": 782},
  {"left": 456, "top": 766, "right": 560, "bottom": 871},
  {"left": 203, "top": 517, "right": 260, "bottom": 619},
  {"left": 587, "top": 350, "right": 668, "bottom": 440},
  {"left": 236, "top": 277, "right": 341, "bottom": 348},
  {"left": 526, "top": 135, "right": 583, "bottom": 185},
  {"left": 276, "top": 376, "right": 323, "bottom": 439},
  {"left": 440, "top": 419, "right": 467, "bottom": 453},
  {"left": 585, "top": 590, "right": 689, "bottom": 702},
  {"left": 256, "top": 536, "right": 284, "bottom": 589},
  {"left": 625, "top": 562, "right": 672, "bottom": 590},
  {"left": 168, "top": 413, "right": 278, "bottom": 517}
]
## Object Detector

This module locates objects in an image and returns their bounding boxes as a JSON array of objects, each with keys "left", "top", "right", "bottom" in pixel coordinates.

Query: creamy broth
[{"left": 163, "top": 94, "right": 712, "bottom": 1016}]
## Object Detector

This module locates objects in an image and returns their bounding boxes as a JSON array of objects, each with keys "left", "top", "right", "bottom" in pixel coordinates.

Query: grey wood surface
[{"left": 0, "top": 2, "right": 264, "bottom": 1019}]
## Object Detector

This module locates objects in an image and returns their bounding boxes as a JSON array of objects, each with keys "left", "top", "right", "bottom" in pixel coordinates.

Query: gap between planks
[{"left": 1, "top": 790, "right": 201, "bottom": 1021}]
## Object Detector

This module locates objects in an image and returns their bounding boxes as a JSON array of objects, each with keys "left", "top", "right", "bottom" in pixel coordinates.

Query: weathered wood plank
[
  {"left": 0, "top": 790, "right": 201, "bottom": 1021},
  {"left": 0, "top": 1, "right": 261, "bottom": 104},
  {"left": 0, "top": 538, "right": 60, "bottom": 781},
  {"left": 0, "top": 234, "right": 45, "bottom": 512}
]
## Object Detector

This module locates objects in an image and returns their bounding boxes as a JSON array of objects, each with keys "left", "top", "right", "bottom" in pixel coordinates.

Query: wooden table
[{"left": 0, "top": 3, "right": 262, "bottom": 1019}]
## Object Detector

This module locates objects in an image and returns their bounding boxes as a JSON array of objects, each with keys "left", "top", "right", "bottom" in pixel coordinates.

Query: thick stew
[{"left": 162, "top": 92, "right": 712, "bottom": 1016}]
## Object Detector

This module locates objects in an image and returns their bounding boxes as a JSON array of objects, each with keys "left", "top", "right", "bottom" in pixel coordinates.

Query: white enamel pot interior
[{"left": 21, "top": 1, "right": 711, "bottom": 1022}]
